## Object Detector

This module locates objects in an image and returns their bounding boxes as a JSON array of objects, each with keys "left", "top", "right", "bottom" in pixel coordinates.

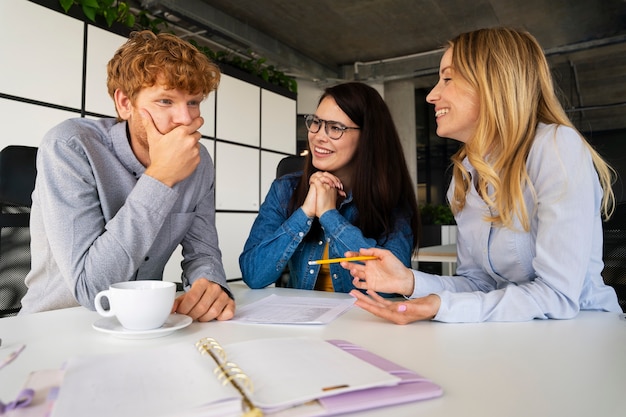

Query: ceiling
[{"left": 141, "top": 0, "right": 626, "bottom": 133}]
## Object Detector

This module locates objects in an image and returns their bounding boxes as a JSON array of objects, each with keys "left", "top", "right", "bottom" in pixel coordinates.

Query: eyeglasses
[{"left": 303, "top": 115, "right": 360, "bottom": 140}]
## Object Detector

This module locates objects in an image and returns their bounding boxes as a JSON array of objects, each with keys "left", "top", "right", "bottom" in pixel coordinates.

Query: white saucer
[{"left": 92, "top": 314, "right": 192, "bottom": 339}]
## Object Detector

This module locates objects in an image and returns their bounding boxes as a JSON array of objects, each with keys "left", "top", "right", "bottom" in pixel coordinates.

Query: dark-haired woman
[{"left": 240, "top": 82, "right": 419, "bottom": 292}]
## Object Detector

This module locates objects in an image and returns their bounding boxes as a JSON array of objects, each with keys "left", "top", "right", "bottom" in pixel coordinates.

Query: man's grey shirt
[{"left": 20, "top": 118, "right": 229, "bottom": 314}]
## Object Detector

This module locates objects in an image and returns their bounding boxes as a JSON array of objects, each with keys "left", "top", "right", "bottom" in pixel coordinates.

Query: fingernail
[{"left": 398, "top": 304, "right": 407, "bottom": 312}]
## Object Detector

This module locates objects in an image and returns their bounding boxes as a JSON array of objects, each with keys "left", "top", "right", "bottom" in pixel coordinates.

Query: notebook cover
[
  {"left": 4, "top": 369, "right": 63, "bottom": 417},
  {"left": 316, "top": 340, "right": 443, "bottom": 415}
]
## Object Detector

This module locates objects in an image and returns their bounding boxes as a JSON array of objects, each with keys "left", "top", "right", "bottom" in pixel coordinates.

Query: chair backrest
[
  {"left": 276, "top": 155, "right": 304, "bottom": 178},
  {"left": 0, "top": 145, "right": 38, "bottom": 317},
  {"left": 602, "top": 201, "right": 626, "bottom": 313},
  {"left": 273, "top": 155, "right": 305, "bottom": 287},
  {"left": 0, "top": 145, "right": 38, "bottom": 207}
]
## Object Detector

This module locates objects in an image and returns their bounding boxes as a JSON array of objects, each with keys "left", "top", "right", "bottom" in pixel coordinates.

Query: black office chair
[
  {"left": 0, "top": 145, "right": 38, "bottom": 317},
  {"left": 602, "top": 201, "right": 626, "bottom": 313},
  {"left": 276, "top": 154, "right": 305, "bottom": 178},
  {"left": 274, "top": 155, "right": 305, "bottom": 287}
]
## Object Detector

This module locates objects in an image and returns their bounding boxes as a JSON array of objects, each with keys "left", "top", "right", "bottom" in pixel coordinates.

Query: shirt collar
[{"left": 111, "top": 121, "right": 146, "bottom": 176}]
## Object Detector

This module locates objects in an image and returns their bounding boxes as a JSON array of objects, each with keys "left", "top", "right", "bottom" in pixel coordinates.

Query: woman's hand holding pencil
[{"left": 340, "top": 249, "right": 416, "bottom": 297}]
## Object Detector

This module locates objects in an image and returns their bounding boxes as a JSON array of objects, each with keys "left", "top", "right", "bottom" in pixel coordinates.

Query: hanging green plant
[
  {"left": 60, "top": 0, "right": 131, "bottom": 28},
  {"left": 189, "top": 41, "right": 298, "bottom": 94},
  {"left": 57, "top": 0, "right": 297, "bottom": 93}
]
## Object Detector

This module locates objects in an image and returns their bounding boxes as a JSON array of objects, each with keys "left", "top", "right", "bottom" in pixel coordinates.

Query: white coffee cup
[{"left": 94, "top": 281, "right": 176, "bottom": 330}]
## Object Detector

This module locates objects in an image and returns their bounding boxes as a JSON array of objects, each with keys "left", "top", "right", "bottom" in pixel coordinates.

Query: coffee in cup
[{"left": 94, "top": 280, "right": 176, "bottom": 330}]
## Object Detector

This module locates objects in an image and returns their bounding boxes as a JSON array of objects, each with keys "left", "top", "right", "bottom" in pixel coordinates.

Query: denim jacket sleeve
[{"left": 239, "top": 174, "right": 314, "bottom": 288}]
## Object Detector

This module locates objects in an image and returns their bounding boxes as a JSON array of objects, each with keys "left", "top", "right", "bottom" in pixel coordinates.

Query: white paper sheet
[{"left": 232, "top": 294, "right": 355, "bottom": 324}]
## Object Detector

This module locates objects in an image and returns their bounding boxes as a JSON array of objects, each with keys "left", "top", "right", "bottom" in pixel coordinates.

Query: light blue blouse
[{"left": 410, "top": 123, "right": 621, "bottom": 322}]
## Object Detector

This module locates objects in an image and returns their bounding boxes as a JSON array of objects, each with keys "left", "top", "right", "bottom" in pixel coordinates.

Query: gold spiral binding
[{"left": 196, "top": 338, "right": 264, "bottom": 417}]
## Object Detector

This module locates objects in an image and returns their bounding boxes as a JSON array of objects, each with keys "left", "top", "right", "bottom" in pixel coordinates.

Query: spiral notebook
[{"left": 33, "top": 337, "right": 441, "bottom": 417}]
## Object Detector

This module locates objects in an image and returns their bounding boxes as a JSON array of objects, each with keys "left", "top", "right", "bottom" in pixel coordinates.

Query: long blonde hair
[{"left": 448, "top": 27, "right": 615, "bottom": 230}]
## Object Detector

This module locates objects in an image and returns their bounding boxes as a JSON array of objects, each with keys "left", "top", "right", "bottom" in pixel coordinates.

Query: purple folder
[
  {"left": 309, "top": 340, "right": 443, "bottom": 416},
  {"left": 9, "top": 340, "right": 442, "bottom": 417}
]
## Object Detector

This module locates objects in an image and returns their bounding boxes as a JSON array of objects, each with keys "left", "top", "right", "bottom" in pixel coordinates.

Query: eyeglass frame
[{"left": 303, "top": 114, "right": 360, "bottom": 140}]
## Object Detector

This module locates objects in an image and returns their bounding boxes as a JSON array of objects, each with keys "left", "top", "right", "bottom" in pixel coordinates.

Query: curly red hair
[{"left": 107, "top": 30, "right": 220, "bottom": 120}]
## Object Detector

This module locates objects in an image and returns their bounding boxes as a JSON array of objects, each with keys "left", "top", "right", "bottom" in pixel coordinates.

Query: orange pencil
[{"left": 307, "top": 256, "right": 378, "bottom": 265}]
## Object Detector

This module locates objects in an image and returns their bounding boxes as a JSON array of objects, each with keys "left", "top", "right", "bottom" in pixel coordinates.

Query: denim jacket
[{"left": 240, "top": 172, "right": 415, "bottom": 292}]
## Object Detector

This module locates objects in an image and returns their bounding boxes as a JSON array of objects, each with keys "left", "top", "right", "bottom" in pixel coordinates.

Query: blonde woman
[{"left": 342, "top": 27, "right": 621, "bottom": 323}]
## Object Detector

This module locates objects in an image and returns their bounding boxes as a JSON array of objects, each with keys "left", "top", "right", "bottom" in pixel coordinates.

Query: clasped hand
[{"left": 302, "top": 171, "right": 346, "bottom": 218}]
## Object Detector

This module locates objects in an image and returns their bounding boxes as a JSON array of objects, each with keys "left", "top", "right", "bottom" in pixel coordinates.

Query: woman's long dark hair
[{"left": 289, "top": 82, "right": 420, "bottom": 249}]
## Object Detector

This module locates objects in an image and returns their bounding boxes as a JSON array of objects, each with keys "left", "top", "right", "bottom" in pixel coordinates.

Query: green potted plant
[
  {"left": 419, "top": 203, "right": 456, "bottom": 248},
  {"left": 419, "top": 203, "right": 455, "bottom": 226}
]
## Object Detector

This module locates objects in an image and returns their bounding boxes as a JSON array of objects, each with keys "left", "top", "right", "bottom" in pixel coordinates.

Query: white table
[
  {"left": 413, "top": 243, "right": 457, "bottom": 274},
  {"left": 1, "top": 284, "right": 625, "bottom": 417}
]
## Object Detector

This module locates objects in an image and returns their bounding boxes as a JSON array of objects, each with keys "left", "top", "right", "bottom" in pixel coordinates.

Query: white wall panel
[
  {"left": 261, "top": 89, "right": 297, "bottom": 154},
  {"left": 163, "top": 246, "right": 183, "bottom": 283},
  {"left": 200, "top": 91, "right": 216, "bottom": 138},
  {"left": 216, "top": 75, "right": 260, "bottom": 146},
  {"left": 260, "top": 152, "right": 285, "bottom": 204},
  {"left": 0, "top": 1, "right": 83, "bottom": 108},
  {"left": 200, "top": 138, "right": 215, "bottom": 163},
  {"left": 0, "top": 99, "right": 77, "bottom": 149},
  {"left": 296, "top": 79, "right": 323, "bottom": 115},
  {"left": 216, "top": 213, "right": 257, "bottom": 279},
  {"left": 215, "top": 142, "right": 259, "bottom": 210},
  {"left": 85, "top": 26, "right": 126, "bottom": 117}
]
